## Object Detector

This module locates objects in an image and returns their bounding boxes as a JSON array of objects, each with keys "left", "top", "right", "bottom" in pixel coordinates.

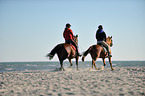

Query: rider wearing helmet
[
  {"left": 96, "top": 25, "right": 112, "bottom": 57},
  {"left": 63, "top": 23, "right": 81, "bottom": 56}
]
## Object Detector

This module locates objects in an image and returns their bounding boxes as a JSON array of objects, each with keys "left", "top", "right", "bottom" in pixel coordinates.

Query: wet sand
[{"left": 0, "top": 67, "right": 145, "bottom": 96}]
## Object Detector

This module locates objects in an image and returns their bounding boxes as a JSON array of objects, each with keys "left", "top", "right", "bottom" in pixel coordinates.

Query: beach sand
[{"left": 0, "top": 67, "right": 145, "bottom": 96}]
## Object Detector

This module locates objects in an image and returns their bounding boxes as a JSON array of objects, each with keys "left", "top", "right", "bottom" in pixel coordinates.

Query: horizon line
[{"left": 0, "top": 60, "right": 145, "bottom": 63}]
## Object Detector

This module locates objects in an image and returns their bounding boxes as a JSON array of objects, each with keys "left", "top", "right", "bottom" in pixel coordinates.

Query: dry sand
[{"left": 0, "top": 67, "right": 145, "bottom": 96}]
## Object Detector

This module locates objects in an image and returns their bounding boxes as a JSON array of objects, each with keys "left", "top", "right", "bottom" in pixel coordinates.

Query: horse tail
[
  {"left": 47, "top": 44, "right": 63, "bottom": 60},
  {"left": 82, "top": 46, "right": 92, "bottom": 62}
]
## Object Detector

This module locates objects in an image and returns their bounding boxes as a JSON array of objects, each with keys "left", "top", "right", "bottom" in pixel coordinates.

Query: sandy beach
[{"left": 0, "top": 67, "right": 145, "bottom": 96}]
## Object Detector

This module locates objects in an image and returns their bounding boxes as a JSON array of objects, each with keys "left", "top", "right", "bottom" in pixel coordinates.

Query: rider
[
  {"left": 96, "top": 25, "right": 112, "bottom": 57},
  {"left": 63, "top": 23, "right": 81, "bottom": 56}
]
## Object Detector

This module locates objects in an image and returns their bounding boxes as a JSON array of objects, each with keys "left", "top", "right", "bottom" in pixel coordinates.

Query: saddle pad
[{"left": 70, "top": 45, "right": 76, "bottom": 50}]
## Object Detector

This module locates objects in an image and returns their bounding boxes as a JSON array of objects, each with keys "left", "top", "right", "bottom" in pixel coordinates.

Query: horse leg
[
  {"left": 102, "top": 58, "right": 106, "bottom": 66},
  {"left": 92, "top": 59, "right": 98, "bottom": 70},
  {"left": 69, "top": 59, "right": 73, "bottom": 68},
  {"left": 91, "top": 60, "right": 94, "bottom": 69},
  {"left": 94, "top": 60, "right": 98, "bottom": 70},
  {"left": 100, "top": 58, "right": 106, "bottom": 70},
  {"left": 60, "top": 60, "right": 65, "bottom": 71},
  {"left": 76, "top": 57, "right": 79, "bottom": 70},
  {"left": 108, "top": 57, "right": 114, "bottom": 70}
]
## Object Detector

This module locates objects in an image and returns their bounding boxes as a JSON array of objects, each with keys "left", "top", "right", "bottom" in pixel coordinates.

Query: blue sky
[{"left": 0, "top": 0, "right": 145, "bottom": 62}]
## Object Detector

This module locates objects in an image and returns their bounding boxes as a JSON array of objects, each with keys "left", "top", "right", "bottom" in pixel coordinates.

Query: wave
[
  {"left": 48, "top": 65, "right": 57, "bottom": 67},
  {"left": 26, "top": 64, "right": 38, "bottom": 67},
  {"left": 5, "top": 68, "right": 14, "bottom": 71}
]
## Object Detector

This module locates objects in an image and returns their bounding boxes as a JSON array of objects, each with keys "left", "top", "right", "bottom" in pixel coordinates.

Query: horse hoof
[{"left": 111, "top": 68, "right": 114, "bottom": 70}]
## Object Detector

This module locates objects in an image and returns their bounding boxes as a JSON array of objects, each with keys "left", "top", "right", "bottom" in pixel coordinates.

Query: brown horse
[
  {"left": 47, "top": 35, "right": 79, "bottom": 71},
  {"left": 82, "top": 36, "right": 114, "bottom": 70}
]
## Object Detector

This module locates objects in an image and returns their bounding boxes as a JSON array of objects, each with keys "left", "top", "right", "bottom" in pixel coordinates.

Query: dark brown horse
[
  {"left": 82, "top": 36, "right": 114, "bottom": 70},
  {"left": 47, "top": 35, "right": 79, "bottom": 71}
]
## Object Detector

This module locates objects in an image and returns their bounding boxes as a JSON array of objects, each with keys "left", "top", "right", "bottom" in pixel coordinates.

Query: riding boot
[
  {"left": 105, "top": 47, "right": 112, "bottom": 57},
  {"left": 76, "top": 49, "right": 81, "bottom": 57},
  {"left": 108, "top": 52, "right": 112, "bottom": 57}
]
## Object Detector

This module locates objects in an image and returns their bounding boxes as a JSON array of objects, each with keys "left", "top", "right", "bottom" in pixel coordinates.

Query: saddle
[
  {"left": 65, "top": 43, "right": 76, "bottom": 50},
  {"left": 70, "top": 44, "right": 76, "bottom": 50}
]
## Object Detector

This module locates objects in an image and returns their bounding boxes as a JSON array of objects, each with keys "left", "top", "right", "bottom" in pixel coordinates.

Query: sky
[{"left": 0, "top": 0, "right": 145, "bottom": 62}]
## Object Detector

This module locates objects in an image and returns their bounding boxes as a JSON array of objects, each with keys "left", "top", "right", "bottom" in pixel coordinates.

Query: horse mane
[{"left": 73, "top": 35, "right": 78, "bottom": 45}]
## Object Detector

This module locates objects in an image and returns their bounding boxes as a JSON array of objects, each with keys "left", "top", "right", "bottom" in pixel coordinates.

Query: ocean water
[{"left": 0, "top": 61, "right": 145, "bottom": 72}]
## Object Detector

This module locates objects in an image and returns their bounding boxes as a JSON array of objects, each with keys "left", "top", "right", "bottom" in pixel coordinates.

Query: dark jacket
[{"left": 96, "top": 29, "right": 106, "bottom": 41}]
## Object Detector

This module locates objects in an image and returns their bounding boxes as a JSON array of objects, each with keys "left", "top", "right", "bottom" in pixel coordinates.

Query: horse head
[
  {"left": 106, "top": 36, "right": 113, "bottom": 47},
  {"left": 74, "top": 35, "right": 78, "bottom": 45}
]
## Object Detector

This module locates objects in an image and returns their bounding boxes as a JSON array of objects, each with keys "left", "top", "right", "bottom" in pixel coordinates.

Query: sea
[{"left": 0, "top": 61, "right": 145, "bottom": 72}]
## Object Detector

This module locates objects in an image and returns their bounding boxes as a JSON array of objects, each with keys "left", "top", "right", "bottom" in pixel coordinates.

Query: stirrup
[{"left": 108, "top": 54, "right": 112, "bottom": 57}]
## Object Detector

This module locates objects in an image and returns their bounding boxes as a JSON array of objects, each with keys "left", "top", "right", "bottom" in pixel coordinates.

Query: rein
[{"left": 106, "top": 42, "right": 111, "bottom": 46}]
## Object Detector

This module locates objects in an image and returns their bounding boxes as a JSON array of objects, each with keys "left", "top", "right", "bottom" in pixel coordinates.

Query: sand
[{"left": 0, "top": 67, "right": 145, "bottom": 96}]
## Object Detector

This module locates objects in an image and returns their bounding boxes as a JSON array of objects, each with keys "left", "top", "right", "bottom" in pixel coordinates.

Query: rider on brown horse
[
  {"left": 47, "top": 23, "right": 80, "bottom": 70},
  {"left": 96, "top": 25, "right": 112, "bottom": 57},
  {"left": 63, "top": 23, "right": 81, "bottom": 56}
]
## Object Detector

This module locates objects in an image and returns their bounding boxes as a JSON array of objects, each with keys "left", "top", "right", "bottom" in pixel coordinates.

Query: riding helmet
[
  {"left": 98, "top": 25, "right": 103, "bottom": 29},
  {"left": 66, "top": 23, "right": 71, "bottom": 27}
]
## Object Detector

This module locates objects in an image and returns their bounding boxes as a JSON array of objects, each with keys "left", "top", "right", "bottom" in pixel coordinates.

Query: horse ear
[
  {"left": 76, "top": 35, "right": 78, "bottom": 37},
  {"left": 111, "top": 36, "right": 112, "bottom": 38}
]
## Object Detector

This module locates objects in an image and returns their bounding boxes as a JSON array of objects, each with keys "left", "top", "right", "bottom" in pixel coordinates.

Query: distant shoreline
[{"left": 1, "top": 60, "right": 145, "bottom": 63}]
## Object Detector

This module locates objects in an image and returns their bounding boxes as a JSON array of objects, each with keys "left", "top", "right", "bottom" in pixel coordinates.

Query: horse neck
[
  {"left": 74, "top": 38, "right": 78, "bottom": 45},
  {"left": 106, "top": 38, "right": 111, "bottom": 46}
]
